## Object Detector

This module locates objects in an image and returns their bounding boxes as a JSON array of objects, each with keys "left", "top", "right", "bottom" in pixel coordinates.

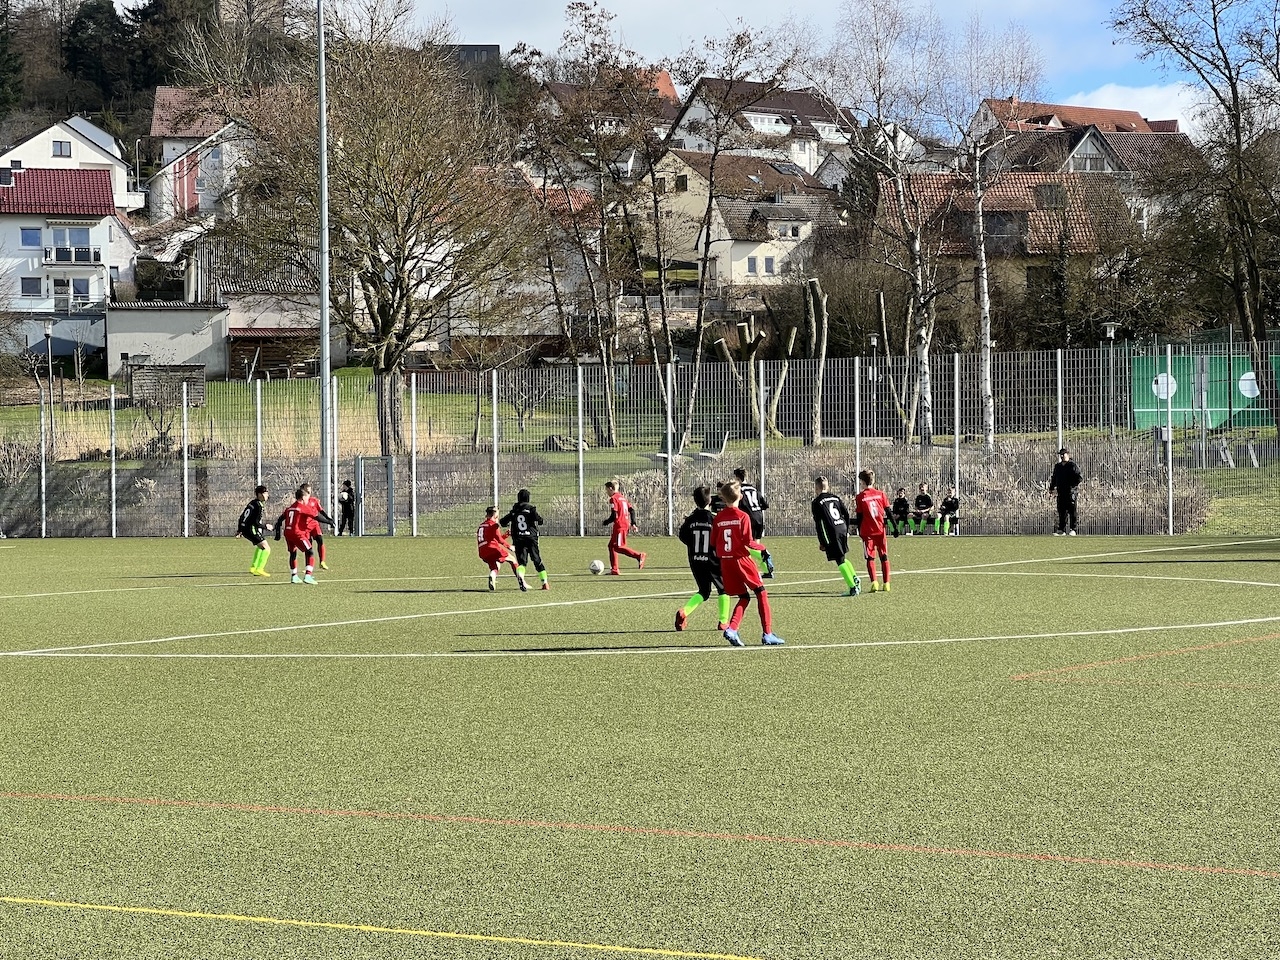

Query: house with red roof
[
  {"left": 146, "top": 86, "right": 243, "bottom": 219},
  {"left": 0, "top": 168, "right": 137, "bottom": 355},
  {"left": 0, "top": 116, "right": 146, "bottom": 212}
]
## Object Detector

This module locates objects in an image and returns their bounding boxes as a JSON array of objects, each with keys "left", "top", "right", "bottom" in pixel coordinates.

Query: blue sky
[{"left": 436, "top": 0, "right": 1200, "bottom": 130}]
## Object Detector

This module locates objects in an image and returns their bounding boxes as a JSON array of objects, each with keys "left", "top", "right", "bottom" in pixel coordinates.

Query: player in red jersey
[
  {"left": 602, "top": 480, "right": 645, "bottom": 575},
  {"left": 478, "top": 506, "right": 525, "bottom": 592},
  {"left": 280, "top": 488, "right": 319, "bottom": 584},
  {"left": 853, "top": 468, "right": 892, "bottom": 593},
  {"left": 712, "top": 479, "right": 783, "bottom": 647},
  {"left": 299, "top": 482, "right": 336, "bottom": 570}
]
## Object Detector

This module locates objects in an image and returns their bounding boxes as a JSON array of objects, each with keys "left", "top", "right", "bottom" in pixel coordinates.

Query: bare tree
[
  {"left": 206, "top": 0, "right": 539, "bottom": 455},
  {"left": 1114, "top": 0, "right": 1280, "bottom": 438}
]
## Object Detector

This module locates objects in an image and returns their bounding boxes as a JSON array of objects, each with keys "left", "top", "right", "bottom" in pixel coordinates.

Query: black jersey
[
  {"left": 238, "top": 499, "right": 267, "bottom": 538},
  {"left": 811, "top": 492, "right": 851, "bottom": 547},
  {"left": 914, "top": 492, "right": 934, "bottom": 513},
  {"left": 678, "top": 507, "right": 720, "bottom": 568},
  {"left": 500, "top": 502, "right": 544, "bottom": 541},
  {"left": 739, "top": 483, "right": 769, "bottom": 524},
  {"left": 891, "top": 496, "right": 910, "bottom": 518},
  {"left": 940, "top": 495, "right": 960, "bottom": 515}
]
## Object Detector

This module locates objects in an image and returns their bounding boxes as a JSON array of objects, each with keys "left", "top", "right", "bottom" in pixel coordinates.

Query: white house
[
  {"left": 699, "top": 193, "right": 844, "bottom": 287},
  {"left": 147, "top": 87, "right": 243, "bottom": 220},
  {"left": 669, "top": 79, "right": 857, "bottom": 175},
  {"left": 0, "top": 168, "right": 137, "bottom": 354},
  {"left": 0, "top": 117, "right": 146, "bottom": 212}
]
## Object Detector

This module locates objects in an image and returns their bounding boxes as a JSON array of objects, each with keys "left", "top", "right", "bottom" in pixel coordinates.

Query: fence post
[
  {"left": 330, "top": 375, "right": 339, "bottom": 519},
  {"left": 410, "top": 373, "right": 418, "bottom": 537},
  {"left": 1166, "top": 344, "right": 1174, "bottom": 535},
  {"left": 39, "top": 391, "right": 46, "bottom": 539},
  {"left": 953, "top": 352, "right": 960, "bottom": 492},
  {"left": 110, "top": 389, "right": 117, "bottom": 542},
  {"left": 182, "top": 381, "right": 189, "bottom": 538},
  {"left": 577, "top": 365, "right": 585, "bottom": 537},
  {"left": 665, "top": 361, "right": 674, "bottom": 536},
  {"left": 1056, "top": 348, "right": 1064, "bottom": 450},
  {"left": 254, "top": 378, "right": 263, "bottom": 485},
  {"left": 757, "top": 360, "right": 766, "bottom": 500},
  {"left": 491, "top": 369, "right": 499, "bottom": 509},
  {"left": 853, "top": 357, "right": 862, "bottom": 478}
]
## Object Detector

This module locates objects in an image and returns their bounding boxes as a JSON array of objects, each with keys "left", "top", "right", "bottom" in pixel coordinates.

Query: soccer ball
[{"left": 588, "top": 559, "right": 606, "bottom": 575}]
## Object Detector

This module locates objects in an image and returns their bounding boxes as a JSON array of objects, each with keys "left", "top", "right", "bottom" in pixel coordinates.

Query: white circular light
[
  {"left": 1239, "top": 371, "right": 1261, "bottom": 399},
  {"left": 1151, "top": 373, "right": 1177, "bottom": 400}
]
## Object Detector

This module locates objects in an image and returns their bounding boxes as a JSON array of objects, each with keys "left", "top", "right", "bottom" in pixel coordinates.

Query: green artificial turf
[{"left": 0, "top": 534, "right": 1277, "bottom": 959}]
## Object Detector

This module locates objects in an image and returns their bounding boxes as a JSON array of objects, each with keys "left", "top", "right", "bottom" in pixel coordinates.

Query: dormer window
[{"left": 52, "top": 141, "right": 71, "bottom": 157}]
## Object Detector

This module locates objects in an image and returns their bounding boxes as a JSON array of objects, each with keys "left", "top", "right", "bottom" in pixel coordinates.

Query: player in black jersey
[
  {"left": 500, "top": 489, "right": 549, "bottom": 590},
  {"left": 237, "top": 484, "right": 273, "bottom": 577},
  {"left": 674, "top": 486, "right": 733, "bottom": 631},
  {"left": 910, "top": 482, "right": 935, "bottom": 535},
  {"left": 890, "top": 487, "right": 911, "bottom": 537},
  {"left": 732, "top": 467, "right": 775, "bottom": 577},
  {"left": 811, "top": 476, "right": 860, "bottom": 596},
  {"left": 937, "top": 485, "right": 960, "bottom": 536}
]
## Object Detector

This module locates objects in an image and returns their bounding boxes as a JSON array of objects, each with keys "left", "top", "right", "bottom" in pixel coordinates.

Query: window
[
  {"left": 10, "top": 160, "right": 20, "bottom": 169},
  {"left": 209, "top": 146, "right": 222, "bottom": 161},
  {"left": 52, "top": 141, "right": 71, "bottom": 157},
  {"left": 19, "top": 228, "right": 40, "bottom": 248},
  {"left": 746, "top": 256, "right": 758, "bottom": 275},
  {"left": 53, "top": 227, "right": 91, "bottom": 247},
  {"left": 791, "top": 225, "right": 800, "bottom": 237},
  {"left": 675, "top": 174, "right": 688, "bottom": 192},
  {"left": 19, "top": 277, "right": 40, "bottom": 297},
  {"left": 764, "top": 256, "right": 776, "bottom": 275},
  {"left": 1034, "top": 183, "right": 1066, "bottom": 209},
  {"left": 654, "top": 177, "right": 666, "bottom": 194},
  {"left": 72, "top": 278, "right": 89, "bottom": 301}
]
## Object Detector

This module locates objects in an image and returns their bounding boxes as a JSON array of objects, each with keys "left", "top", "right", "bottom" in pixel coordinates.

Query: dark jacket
[{"left": 1050, "top": 460, "right": 1083, "bottom": 499}]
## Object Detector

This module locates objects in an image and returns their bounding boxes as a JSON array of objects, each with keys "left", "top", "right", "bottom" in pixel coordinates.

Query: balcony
[{"left": 43, "top": 246, "right": 102, "bottom": 265}]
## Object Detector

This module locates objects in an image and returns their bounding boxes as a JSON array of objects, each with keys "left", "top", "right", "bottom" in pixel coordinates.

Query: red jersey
[
  {"left": 609, "top": 491, "right": 633, "bottom": 531},
  {"left": 854, "top": 487, "right": 891, "bottom": 539},
  {"left": 477, "top": 518, "right": 507, "bottom": 553},
  {"left": 712, "top": 505, "right": 753, "bottom": 561},
  {"left": 282, "top": 499, "right": 318, "bottom": 540}
]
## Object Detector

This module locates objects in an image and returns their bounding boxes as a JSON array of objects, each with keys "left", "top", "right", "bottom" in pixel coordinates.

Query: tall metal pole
[
  {"left": 1056, "top": 348, "right": 1064, "bottom": 451},
  {"left": 410, "top": 374, "right": 418, "bottom": 537},
  {"left": 317, "top": 0, "right": 333, "bottom": 519},
  {"left": 1165, "top": 344, "right": 1174, "bottom": 535},
  {"left": 757, "top": 360, "right": 766, "bottom": 500},
  {"left": 491, "top": 370, "right": 499, "bottom": 508},
  {"left": 953, "top": 352, "right": 960, "bottom": 493},
  {"left": 181, "top": 381, "right": 190, "bottom": 538},
  {"left": 254, "top": 378, "right": 263, "bottom": 484},
  {"left": 665, "top": 362, "right": 674, "bottom": 536},
  {"left": 853, "top": 358, "right": 862, "bottom": 478},
  {"left": 109, "top": 384, "right": 117, "bottom": 538},
  {"left": 577, "top": 365, "right": 585, "bottom": 537},
  {"left": 39, "top": 392, "right": 46, "bottom": 539}
]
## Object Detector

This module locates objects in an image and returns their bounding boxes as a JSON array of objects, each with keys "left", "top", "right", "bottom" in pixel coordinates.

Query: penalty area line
[{"left": 0, "top": 896, "right": 763, "bottom": 960}]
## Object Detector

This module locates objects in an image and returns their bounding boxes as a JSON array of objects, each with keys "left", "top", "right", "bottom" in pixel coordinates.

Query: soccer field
[{"left": 0, "top": 534, "right": 1277, "bottom": 959}]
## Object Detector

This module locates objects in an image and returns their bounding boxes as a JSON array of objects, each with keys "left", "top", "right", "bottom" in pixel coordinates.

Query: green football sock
[
  {"left": 942, "top": 517, "right": 951, "bottom": 535},
  {"left": 517, "top": 565, "right": 526, "bottom": 577},
  {"left": 837, "top": 560, "right": 858, "bottom": 589},
  {"left": 682, "top": 593, "right": 705, "bottom": 616},
  {"left": 718, "top": 592, "right": 733, "bottom": 623},
  {"left": 749, "top": 547, "right": 764, "bottom": 562},
  {"left": 252, "top": 547, "right": 266, "bottom": 570},
  {"left": 539, "top": 570, "right": 548, "bottom": 584},
  {"left": 933, "top": 517, "right": 941, "bottom": 533}
]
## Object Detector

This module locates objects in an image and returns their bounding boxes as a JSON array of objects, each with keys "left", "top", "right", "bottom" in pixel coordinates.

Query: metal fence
[{"left": 1, "top": 340, "right": 1275, "bottom": 538}]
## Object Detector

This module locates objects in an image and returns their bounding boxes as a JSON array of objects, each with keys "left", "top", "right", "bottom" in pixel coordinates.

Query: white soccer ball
[{"left": 588, "top": 559, "right": 606, "bottom": 575}]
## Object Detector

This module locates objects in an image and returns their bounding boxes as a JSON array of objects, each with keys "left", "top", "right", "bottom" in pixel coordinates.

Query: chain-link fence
[{"left": 0, "top": 341, "right": 1274, "bottom": 538}]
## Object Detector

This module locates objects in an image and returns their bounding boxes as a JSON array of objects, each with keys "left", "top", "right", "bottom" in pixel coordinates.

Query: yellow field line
[{"left": 0, "top": 896, "right": 765, "bottom": 960}]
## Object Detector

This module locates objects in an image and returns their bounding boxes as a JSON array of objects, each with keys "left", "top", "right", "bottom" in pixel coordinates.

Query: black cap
[{"left": 1059, "top": 447, "right": 1069, "bottom": 455}]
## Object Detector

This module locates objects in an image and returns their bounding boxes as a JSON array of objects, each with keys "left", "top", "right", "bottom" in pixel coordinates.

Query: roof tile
[{"left": 0, "top": 168, "right": 115, "bottom": 216}]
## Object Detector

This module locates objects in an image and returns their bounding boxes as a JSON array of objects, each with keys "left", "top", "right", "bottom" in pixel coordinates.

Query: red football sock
[
  {"left": 881, "top": 558, "right": 891, "bottom": 583},
  {"left": 729, "top": 596, "right": 750, "bottom": 630},
  {"left": 865, "top": 558, "right": 876, "bottom": 582},
  {"left": 757, "top": 591, "right": 772, "bottom": 634},
  {"left": 317, "top": 542, "right": 326, "bottom": 562}
]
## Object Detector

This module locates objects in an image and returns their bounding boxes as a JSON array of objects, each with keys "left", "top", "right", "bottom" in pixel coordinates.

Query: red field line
[
  {"left": 1023, "top": 677, "right": 1279, "bottom": 692},
  {"left": 2, "top": 790, "right": 1276, "bottom": 881},
  {"left": 1010, "top": 633, "right": 1280, "bottom": 682}
]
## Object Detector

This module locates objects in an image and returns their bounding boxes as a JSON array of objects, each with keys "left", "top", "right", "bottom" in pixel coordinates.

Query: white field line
[
  {"left": 954, "top": 570, "right": 1280, "bottom": 588},
  {"left": 16, "top": 615, "right": 1280, "bottom": 660}
]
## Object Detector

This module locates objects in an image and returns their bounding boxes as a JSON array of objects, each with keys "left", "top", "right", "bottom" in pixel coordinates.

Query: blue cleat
[
  {"left": 723, "top": 628, "right": 744, "bottom": 647},
  {"left": 761, "top": 633, "right": 784, "bottom": 646},
  {"left": 764, "top": 554, "right": 776, "bottom": 579}
]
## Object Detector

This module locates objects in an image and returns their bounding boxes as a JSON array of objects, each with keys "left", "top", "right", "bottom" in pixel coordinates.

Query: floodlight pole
[{"left": 317, "top": 0, "right": 333, "bottom": 517}]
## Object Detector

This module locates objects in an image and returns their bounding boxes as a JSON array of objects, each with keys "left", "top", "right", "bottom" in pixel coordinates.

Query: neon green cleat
[
  {"left": 869, "top": 582, "right": 880, "bottom": 592},
  {"left": 319, "top": 562, "right": 330, "bottom": 571},
  {"left": 883, "top": 581, "right": 892, "bottom": 592}
]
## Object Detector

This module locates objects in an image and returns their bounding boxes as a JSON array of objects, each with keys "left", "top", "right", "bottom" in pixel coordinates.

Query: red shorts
[
  {"left": 284, "top": 533, "right": 312, "bottom": 553},
  {"left": 720, "top": 556, "right": 764, "bottom": 596},
  {"left": 862, "top": 532, "right": 888, "bottom": 559},
  {"left": 479, "top": 546, "right": 509, "bottom": 568},
  {"left": 609, "top": 527, "right": 630, "bottom": 549}
]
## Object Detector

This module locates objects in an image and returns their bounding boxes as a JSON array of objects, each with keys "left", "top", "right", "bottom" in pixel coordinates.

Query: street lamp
[
  {"left": 1103, "top": 322, "right": 1120, "bottom": 439},
  {"left": 868, "top": 332, "right": 879, "bottom": 437},
  {"left": 43, "top": 319, "right": 55, "bottom": 448}
]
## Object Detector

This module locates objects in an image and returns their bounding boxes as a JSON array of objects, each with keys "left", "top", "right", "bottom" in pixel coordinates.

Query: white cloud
[{"left": 1064, "top": 82, "right": 1203, "bottom": 137}]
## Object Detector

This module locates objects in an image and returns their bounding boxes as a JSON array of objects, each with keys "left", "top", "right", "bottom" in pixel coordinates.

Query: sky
[{"left": 434, "top": 0, "right": 1202, "bottom": 132}]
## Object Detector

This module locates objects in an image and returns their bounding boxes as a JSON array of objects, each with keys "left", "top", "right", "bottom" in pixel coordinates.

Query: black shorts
[
  {"left": 691, "top": 563, "right": 724, "bottom": 599},
  {"left": 244, "top": 532, "right": 266, "bottom": 547},
  {"left": 749, "top": 516, "right": 765, "bottom": 541},
  {"left": 514, "top": 540, "right": 543, "bottom": 569},
  {"left": 823, "top": 534, "right": 848, "bottom": 563}
]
